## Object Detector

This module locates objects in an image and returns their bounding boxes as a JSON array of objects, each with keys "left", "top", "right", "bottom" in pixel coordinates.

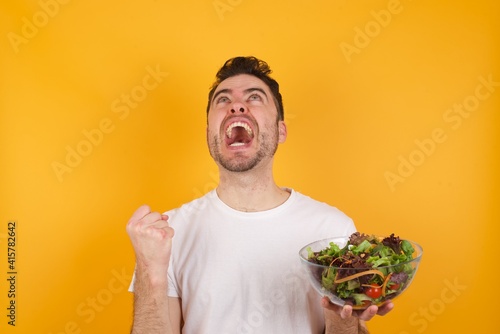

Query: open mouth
[{"left": 225, "top": 121, "right": 254, "bottom": 147}]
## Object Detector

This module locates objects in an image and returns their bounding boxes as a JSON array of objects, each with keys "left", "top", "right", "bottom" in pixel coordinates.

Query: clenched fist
[{"left": 126, "top": 205, "right": 175, "bottom": 277}]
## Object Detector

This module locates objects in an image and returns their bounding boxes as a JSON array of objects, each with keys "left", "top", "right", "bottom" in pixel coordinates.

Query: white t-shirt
[{"left": 131, "top": 189, "right": 356, "bottom": 334}]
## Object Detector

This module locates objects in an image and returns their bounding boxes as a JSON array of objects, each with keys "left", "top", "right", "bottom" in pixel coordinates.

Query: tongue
[{"left": 229, "top": 127, "right": 252, "bottom": 145}]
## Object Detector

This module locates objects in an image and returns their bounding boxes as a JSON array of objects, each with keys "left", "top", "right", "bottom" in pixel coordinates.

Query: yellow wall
[{"left": 1, "top": 0, "right": 498, "bottom": 333}]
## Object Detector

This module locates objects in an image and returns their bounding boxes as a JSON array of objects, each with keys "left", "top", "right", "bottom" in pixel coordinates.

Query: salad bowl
[{"left": 299, "top": 233, "right": 423, "bottom": 310}]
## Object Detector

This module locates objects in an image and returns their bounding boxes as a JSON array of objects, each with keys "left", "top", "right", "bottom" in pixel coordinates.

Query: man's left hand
[{"left": 321, "top": 296, "right": 394, "bottom": 321}]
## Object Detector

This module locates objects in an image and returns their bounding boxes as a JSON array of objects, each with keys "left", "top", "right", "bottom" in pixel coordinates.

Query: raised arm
[{"left": 126, "top": 205, "right": 181, "bottom": 334}]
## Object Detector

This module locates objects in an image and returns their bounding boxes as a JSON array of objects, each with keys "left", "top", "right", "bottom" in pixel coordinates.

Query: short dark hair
[{"left": 206, "top": 56, "right": 284, "bottom": 121}]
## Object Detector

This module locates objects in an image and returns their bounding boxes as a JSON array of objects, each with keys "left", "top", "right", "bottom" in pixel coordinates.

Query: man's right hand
[
  {"left": 127, "top": 205, "right": 179, "bottom": 334},
  {"left": 126, "top": 205, "right": 175, "bottom": 274}
]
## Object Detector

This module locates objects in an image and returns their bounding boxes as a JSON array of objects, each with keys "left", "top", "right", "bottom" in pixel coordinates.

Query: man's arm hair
[
  {"left": 131, "top": 268, "right": 181, "bottom": 334},
  {"left": 324, "top": 309, "right": 369, "bottom": 334}
]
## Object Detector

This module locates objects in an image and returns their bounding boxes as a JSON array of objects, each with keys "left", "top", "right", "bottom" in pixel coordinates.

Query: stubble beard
[{"left": 208, "top": 124, "right": 279, "bottom": 173}]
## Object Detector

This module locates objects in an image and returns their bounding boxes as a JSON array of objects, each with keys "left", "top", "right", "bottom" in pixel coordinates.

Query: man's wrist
[
  {"left": 135, "top": 262, "right": 169, "bottom": 289},
  {"left": 325, "top": 310, "right": 366, "bottom": 334}
]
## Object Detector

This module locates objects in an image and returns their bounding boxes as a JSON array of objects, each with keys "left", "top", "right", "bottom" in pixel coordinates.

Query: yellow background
[{"left": 1, "top": 0, "right": 499, "bottom": 333}]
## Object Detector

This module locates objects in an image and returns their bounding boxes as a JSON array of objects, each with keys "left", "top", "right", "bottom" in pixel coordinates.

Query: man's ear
[{"left": 278, "top": 121, "right": 287, "bottom": 143}]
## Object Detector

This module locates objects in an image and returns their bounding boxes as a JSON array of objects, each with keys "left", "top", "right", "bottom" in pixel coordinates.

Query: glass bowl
[{"left": 299, "top": 234, "right": 423, "bottom": 310}]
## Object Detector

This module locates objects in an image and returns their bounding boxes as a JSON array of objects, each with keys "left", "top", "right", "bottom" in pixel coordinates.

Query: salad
[{"left": 306, "top": 232, "right": 417, "bottom": 309}]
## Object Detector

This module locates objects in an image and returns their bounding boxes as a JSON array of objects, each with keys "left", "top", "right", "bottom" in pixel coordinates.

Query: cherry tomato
[
  {"left": 365, "top": 284, "right": 382, "bottom": 299},
  {"left": 388, "top": 282, "right": 400, "bottom": 290}
]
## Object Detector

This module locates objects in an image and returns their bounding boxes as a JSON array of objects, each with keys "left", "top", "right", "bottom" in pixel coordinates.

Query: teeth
[
  {"left": 229, "top": 142, "right": 246, "bottom": 147},
  {"left": 226, "top": 121, "right": 253, "bottom": 138}
]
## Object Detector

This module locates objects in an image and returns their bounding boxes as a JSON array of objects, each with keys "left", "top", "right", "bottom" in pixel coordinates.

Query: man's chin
[{"left": 217, "top": 155, "right": 261, "bottom": 173}]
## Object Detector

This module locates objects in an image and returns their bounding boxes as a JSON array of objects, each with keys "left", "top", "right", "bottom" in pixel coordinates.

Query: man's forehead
[{"left": 215, "top": 74, "right": 270, "bottom": 94}]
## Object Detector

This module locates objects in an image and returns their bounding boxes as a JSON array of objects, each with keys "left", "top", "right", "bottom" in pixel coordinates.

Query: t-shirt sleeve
[
  {"left": 167, "top": 263, "right": 180, "bottom": 298},
  {"left": 345, "top": 217, "right": 357, "bottom": 235},
  {"left": 128, "top": 270, "right": 136, "bottom": 292}
]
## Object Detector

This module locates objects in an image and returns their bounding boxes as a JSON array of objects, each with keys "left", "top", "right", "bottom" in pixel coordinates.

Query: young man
[{"left": 127, "top": 56, "right": 393, "bottom": 333}]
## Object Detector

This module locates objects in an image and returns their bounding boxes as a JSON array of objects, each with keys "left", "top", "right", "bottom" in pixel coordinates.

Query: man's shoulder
[
  {"left": 164, "top": 190, "right": 215, "bottom": 219},
  {"left": 289, "top": 189, "right": 352, "bottom": 222},
  {"left": 292, "top": 190, "right": 344, "bottom": 211}
]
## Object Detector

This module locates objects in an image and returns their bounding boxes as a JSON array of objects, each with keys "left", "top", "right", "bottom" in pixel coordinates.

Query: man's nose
[{"left": 230, "top": 102, "right": 246, "bottom": 114}]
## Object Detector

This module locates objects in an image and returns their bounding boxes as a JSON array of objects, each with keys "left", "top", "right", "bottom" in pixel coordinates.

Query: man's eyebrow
[
  {"left": 212, "top": 88, "right": 232, "bottom": 103},
  {"left": 244, "top": 87, "right": 269, "bottom": 99},
  {"left": 212, "top": 87, "right": 269, "bottom": 104}
]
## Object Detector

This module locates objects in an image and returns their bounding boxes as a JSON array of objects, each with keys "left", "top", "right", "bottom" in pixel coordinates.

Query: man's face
[{"left": 207, "top": 74, "right": 286, "bottom": 173}]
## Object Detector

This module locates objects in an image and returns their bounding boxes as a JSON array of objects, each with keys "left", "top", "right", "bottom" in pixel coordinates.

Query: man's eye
[
  {"left": 216, "top": 96, "right": 230, "bottom": 103},
  {"left": 248, "top": 94, "right": 262, "bottom": 101}
]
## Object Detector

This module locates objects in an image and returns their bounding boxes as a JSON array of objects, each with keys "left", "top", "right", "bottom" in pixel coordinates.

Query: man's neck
[{"left": 216, "top": 167, "right": 290, "bottom": 212}]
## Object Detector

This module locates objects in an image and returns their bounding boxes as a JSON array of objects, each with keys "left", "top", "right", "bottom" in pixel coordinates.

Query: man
[{"left": 127, "top": 56, "right": 393, "bottom": 333}]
